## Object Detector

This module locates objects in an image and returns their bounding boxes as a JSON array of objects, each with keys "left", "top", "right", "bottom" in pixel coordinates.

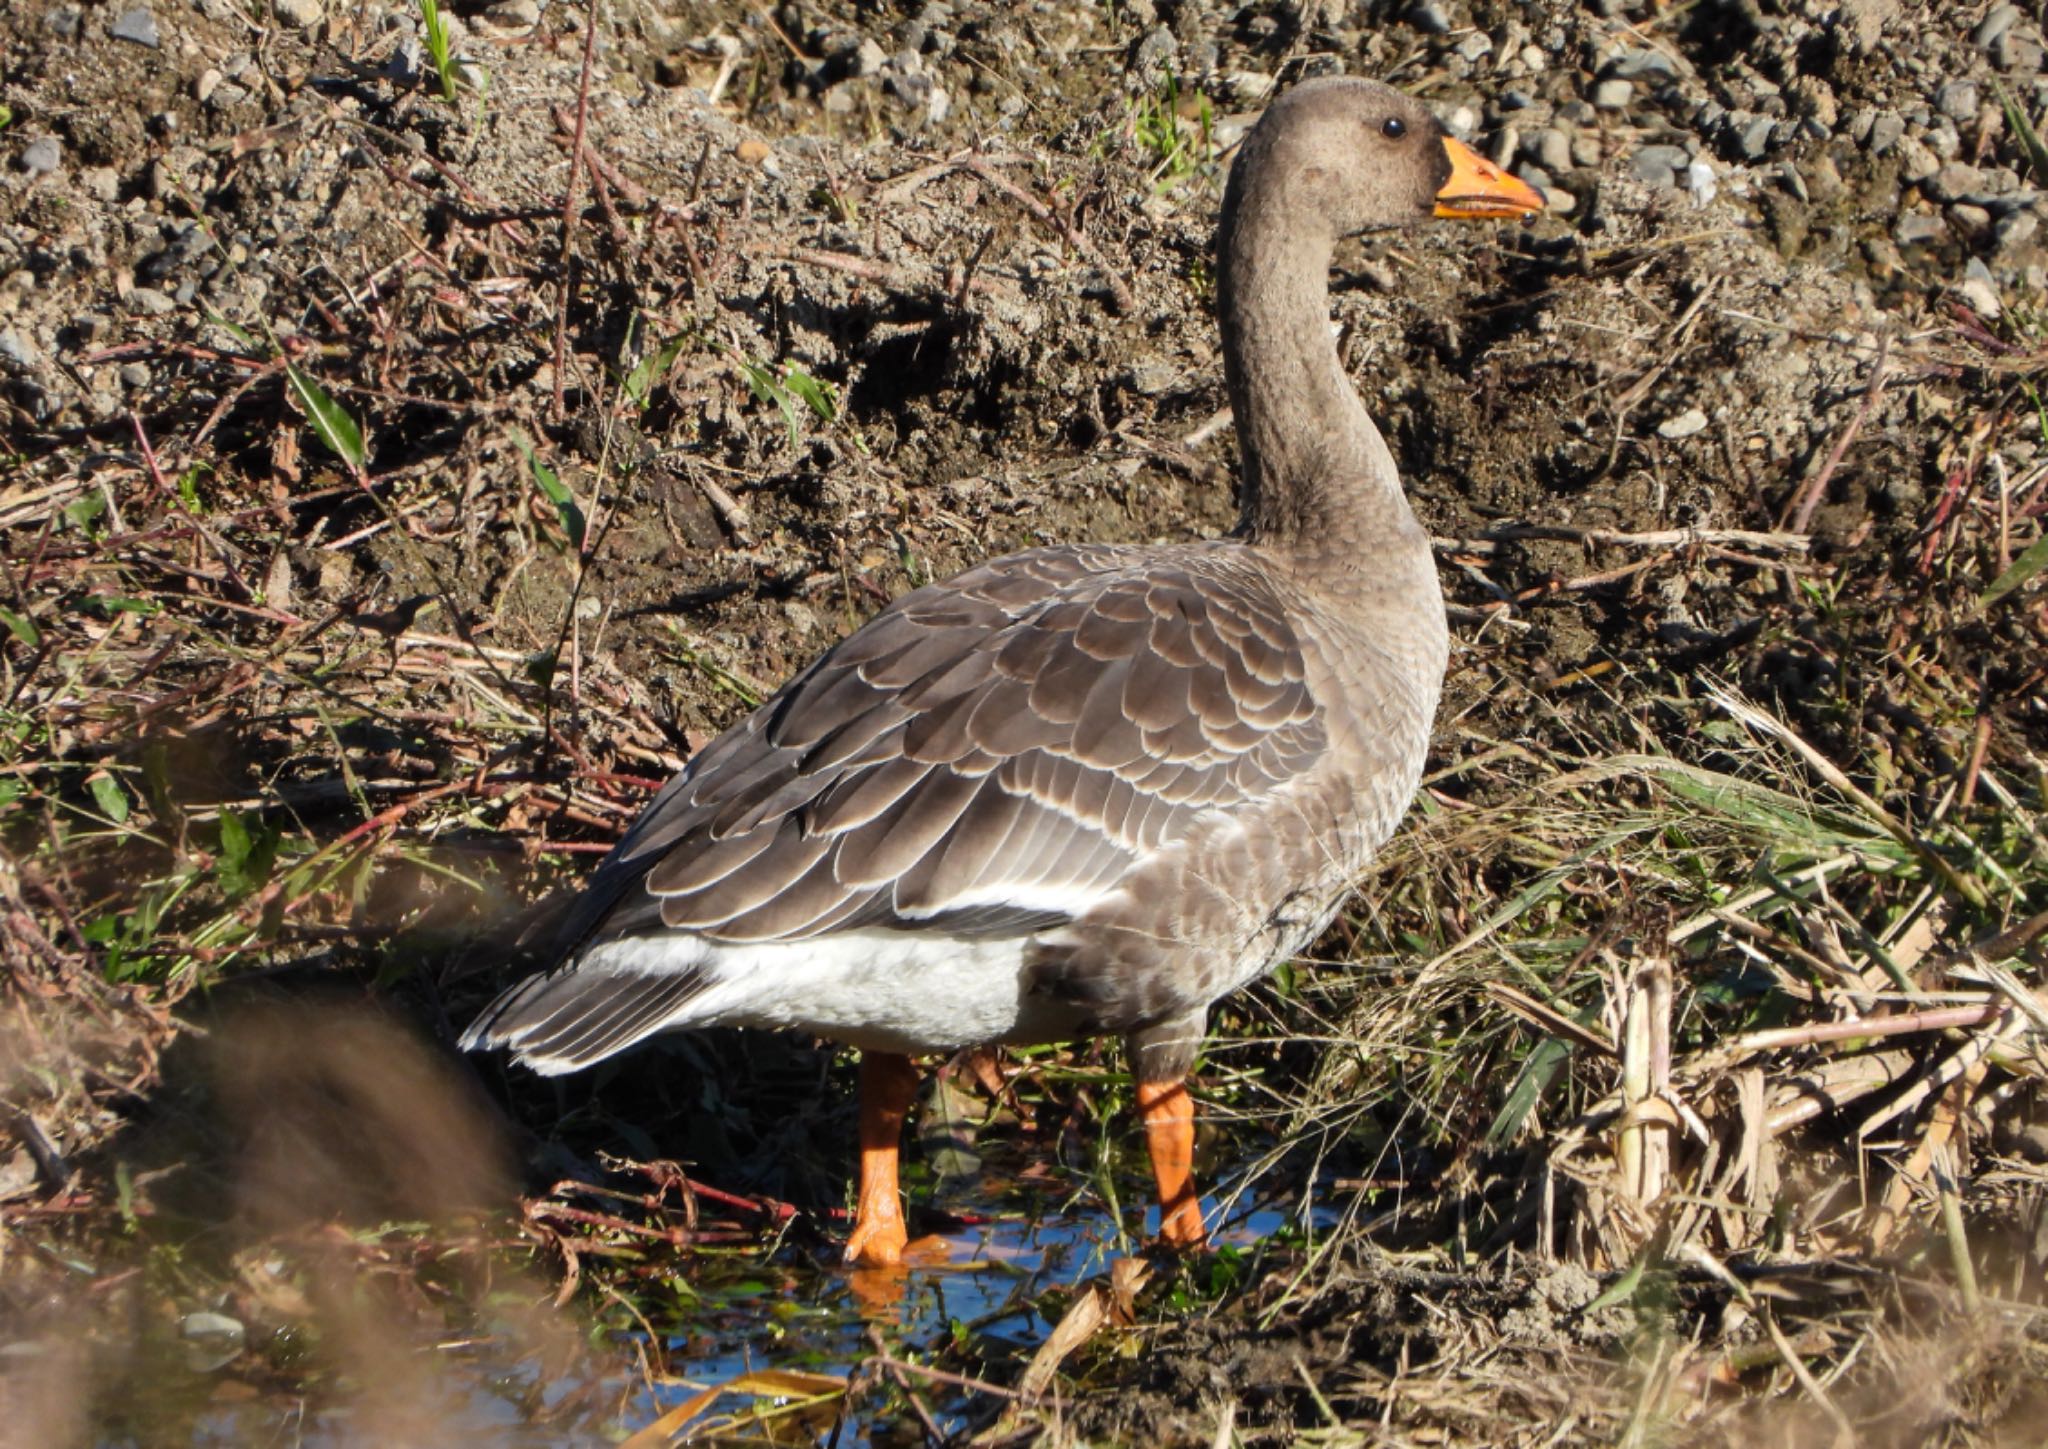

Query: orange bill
[{"left": 1434, "top": 136, "right": 1546, "bottom": 219}]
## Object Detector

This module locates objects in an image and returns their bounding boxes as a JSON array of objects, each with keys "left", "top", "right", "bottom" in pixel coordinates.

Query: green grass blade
[
  {"left": 1995, "top": 79, "right": 2048, "bottom": 186},
  {"left": 1980, "top": 532, "right": 2048, "bottom": 610},
  {"left": 283, "top": 361, "right": 367, "bottom": 470},
  {"left": 508, "top": 428, "right": 585, "bottom": 550}
]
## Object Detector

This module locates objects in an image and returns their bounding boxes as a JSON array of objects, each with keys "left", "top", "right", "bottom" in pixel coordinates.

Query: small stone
[
  {"left": 273, "top": 0, "right": 321, "bottom": 27},
  {"left": 1132, "top": 25, "right": 1177, "bottom": 75},
  {"left": 1867, "top": 111, "right": 1904, "bottom": 155},
  {"left": 1937, "top": 80, "right": 1980, "bottom": 121},
  {"left": 1893, "top": 212, "right": 1944, "bottom": 247},
  {"left": 1632, "top": 143, "right": 1689, "bottom": 188},
  {"left": 0, "top": 330, "right": 40, "bottom": 370},
  {"left": 1438, "top": 104, "right": 1478, "bottom": 140},
  {"left": 1454, "top": 31, "right": 1492, "bottom": 62},
  {"left": 1520, "top": 45, "right": 1546, "bottom": 72},
  {"left": 119, "top": 362, "right": 151, "bottom": 388},
  {"left": 1959, "top": 258, "right": 2002, "bottom": 316},
  {"left": 1949, "top": 202, "right": 1993, "bottom": 235},
  {"left": 1127, "top": 361, "right": 1178, "bottom": 396},
  {"left": 1896, "top": 135, "right": 1940, "bottom": 183},
  {"left": 1658, "top": 408, "right": 1708, "bottom": 440},
  {"left": 734, "top": 137, "right": 772, "bottom": 166},
  {"left": 127, "top": 287, "right": 177, "bottom": 315},
  {"left": 1571, "top": 133, "right": 1603, "bottom": 167},
  {"left": 1610, "top": 48, "right": 1677, "bottom": 82},
  {"left": 1737, "top": 115, "right": 1776, "bottom": 159},
  {"left": 1976, "top": 4, "right": 2021, "bottom": 48},
  {"left": 1530, "top": 128, "right": 1571, "bottom": 175},
  {"left": 1996, "top": 210, "right": 2038, "bottom": 250},
  {"left": 1924, "top": 162, "right": 1983, "bottom": 202},
  {"left": 1687, "top": 159, "right": 1718, "bottom": 205},
  {"left": 44, "top": 5, "right": 82, "bottom": 37},
  {"left": 852, "top": 36, "right": 887, "bottom": 75},
  {"left": 1516, "top": 162, "right": 1555, "bottom": 192},
  {"left": 80, "top": 166, "right": 119, "bottom": 202},
  {"left": 1499, "top": 90, "right": 1535, "bottom": 112},
  {"left": 110, "top": 6, "right": 159, "bottom": 47},
  {"left": 1407, "top": 1, "right": 1451, "bottom": 35},
  {"left": 480, "top": 0, "right": 539, "bottom": 30},
  {"left": 18, "top": 138, "right": 60, "bottom": 176},
  {"left": 1591, "top": 78, "right": 1633, "bottom": 110},
  {"left": 196, "top": 67, "right": 222, "bottom": 103},
  {"left": 820, "top": 79, "right": 861, "bottom": 114}
]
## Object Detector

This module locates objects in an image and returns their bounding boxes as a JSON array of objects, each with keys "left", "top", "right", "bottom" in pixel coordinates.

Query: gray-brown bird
[{"left": 463, "top": 77, "right": 1542, "bottom": 1265}]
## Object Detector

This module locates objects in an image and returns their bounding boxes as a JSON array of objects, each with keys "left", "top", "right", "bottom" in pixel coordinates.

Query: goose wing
[{"left": 464, "top": 544, "right": 1327, "bottom": 1054}]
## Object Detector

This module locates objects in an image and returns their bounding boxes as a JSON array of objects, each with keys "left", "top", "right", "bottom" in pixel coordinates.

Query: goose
[{"left": 462, "top": 77, "right": 1542, "bottom": 1266}]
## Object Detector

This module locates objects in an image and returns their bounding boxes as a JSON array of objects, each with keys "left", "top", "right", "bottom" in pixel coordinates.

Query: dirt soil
[{"left": 4, "top": 0, "right": 2048, "bottom": 1442}]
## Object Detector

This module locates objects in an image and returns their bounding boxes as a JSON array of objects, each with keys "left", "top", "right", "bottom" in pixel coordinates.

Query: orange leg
[
  {"left": 843, "top": 1051, "right": 919, "bottom": 1266},
  {"left": 1136, "top": 1078, "right": 1206, "bottom": 1250}
]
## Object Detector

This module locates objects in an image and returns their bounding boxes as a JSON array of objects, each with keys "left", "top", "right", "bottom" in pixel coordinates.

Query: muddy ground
[{"left": 3, "top": 0, "right": 2048, "bottom": 1443}]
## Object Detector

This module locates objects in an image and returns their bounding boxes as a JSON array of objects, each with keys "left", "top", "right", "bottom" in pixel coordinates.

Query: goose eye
[{"left": 1380, "top": 116, "right": 1407, "bottom": 140}]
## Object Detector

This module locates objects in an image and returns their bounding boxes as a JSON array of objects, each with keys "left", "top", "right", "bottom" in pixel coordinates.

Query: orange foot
[{"left": 843, "top": 1211, "right": 908, "bottom": 1268}]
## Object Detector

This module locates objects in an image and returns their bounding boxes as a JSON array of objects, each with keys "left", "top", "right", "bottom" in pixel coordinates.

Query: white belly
[{"left": 571, "top": 930, "right": 1091, "bottom": 1058}]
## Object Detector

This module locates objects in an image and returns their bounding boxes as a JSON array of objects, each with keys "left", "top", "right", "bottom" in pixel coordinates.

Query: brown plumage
[{"left": 463, "top": 76, "right": 1543, "bottom": 1264}]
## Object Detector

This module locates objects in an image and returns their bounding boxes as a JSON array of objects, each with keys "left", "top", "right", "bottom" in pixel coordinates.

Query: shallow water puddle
[{"left": 614, "top": 1194, "right": 1307, "bottom": 1444}]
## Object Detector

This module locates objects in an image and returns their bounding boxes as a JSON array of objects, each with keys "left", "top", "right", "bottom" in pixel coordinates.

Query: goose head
[{"left": 1226, "top": 76, "right": 1545, "bottom": 240}]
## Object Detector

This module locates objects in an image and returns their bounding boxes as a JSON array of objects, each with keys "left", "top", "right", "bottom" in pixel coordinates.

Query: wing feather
[{"left": 514, "top": 543, "right": 1329, "bottom": 967}]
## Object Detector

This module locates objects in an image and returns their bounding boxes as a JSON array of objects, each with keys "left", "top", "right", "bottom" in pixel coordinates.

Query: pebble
[
  {"left": 1925, "top": 161, "right": 1984, "bottom": 201},
  {"left": 1407, "top": 1, "right": 1451, "bottom": 36},
  {"left": 1737, "top": 116, "right": 1775, "bottom": 159},
  {"left": 1632, "top": 143, "right": 1690, "bottom": 188},
  {"left": 481, "top": 0, "right": 539, "bottom": 30},
  {"left": 1959, "top": 257, "right": 2002, "bottom": 316},
  {"left": 1950, "top": 202, "right": 1992, "bottom": 234},
  {"left": 19, "top": 138, "right": 61, "bottom": 176},
  {"left": 1610, "top": 48, "right": 1677, "bottom": 83},
  {"left": 1937, "top": 80, "right": 1980, "bottom": 121},
  {"left": 1687, "top": 159, "right": 1718, "bottom": 205},
  {"left": 734, "top": 137, "right": 771, "bottom": 166},
  {"left": 1996, "top": 210, "right": 2038, "bottom": 251},
  {"left": 1591, "top": 78, "right": 1632, "bottom": 110},
  {"left": 127, "top": 287, "right": 177, "bottom": 315},
  {"left": 1530, "top": 128, "right": 1571, "bottom": 175},
  {"left": 1454, "top": 31, "right": 1492, "bottom": 62},
  {"left": 0, "top": 329, "right": 39, "bottom": 370},
  {"left": 1658, "top": 408, "right": 1708, "bottom": 440},
  {"left": 44, "top": 5, "right": 81, "bottom": 38},
  {"left": 273, "top": 0, "right": 322, "bottom": 28},
  {"left": 853, "top": 37, "right": 887, "bottom": 76},
  {"left": 1132, "top": 25, "right": 1176, "bottom": 75},
  {"left": 1976, "top": 4, "right": 2021, "bottom": 49},
  {"left": 110, "top": 6, "right": 159, "bottom": 47},
  {"left": 1893, "top": 212, "right": 1944, "bottom": 247},
  {"left": 1867, "top": 111, "right": 1904, "bottom": 154},
  {"left": 1895, "top": 135, "right": 1939, "bottom": 183}
]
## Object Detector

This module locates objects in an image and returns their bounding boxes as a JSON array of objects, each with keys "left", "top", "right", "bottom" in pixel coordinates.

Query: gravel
[
  {"left": 108, "top": 6, "right": 158, "bottom": 47},
  {"left": 17, "top": 138, "right": 61, "bottom": 176}
]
